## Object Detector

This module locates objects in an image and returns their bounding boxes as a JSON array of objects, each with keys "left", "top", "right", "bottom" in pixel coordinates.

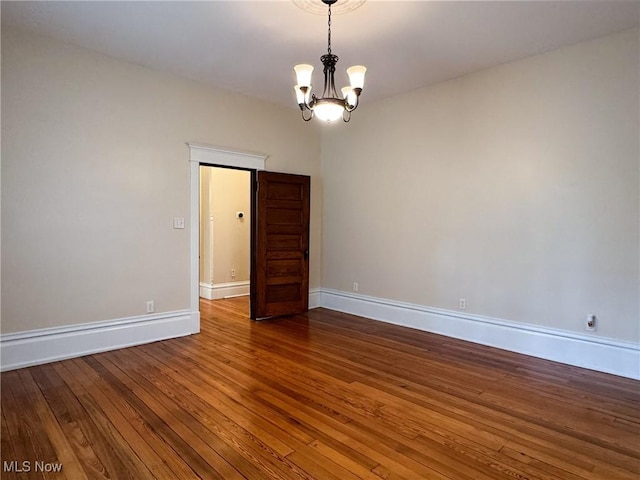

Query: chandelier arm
[
  {"left": 344, "top": 87, "right": 363, "bottom": 111},
  {"left": 342, "top": 109, "right": 351, "bottom": 123},
  {"left": 302, "top": 109, "right": 313, "bottom": 121},
  {"left": 309, "top": 93, "right": 318, "bottom": 110}
]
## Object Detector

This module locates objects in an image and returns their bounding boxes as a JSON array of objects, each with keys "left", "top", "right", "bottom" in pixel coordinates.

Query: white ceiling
[{"left": 2, "top": 1, "right": 639, "bottom": 109}]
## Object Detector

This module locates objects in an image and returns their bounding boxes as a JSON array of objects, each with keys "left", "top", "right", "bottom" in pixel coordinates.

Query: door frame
[{"left": 188, "top": 143, "right": 267, "bottom": 326}]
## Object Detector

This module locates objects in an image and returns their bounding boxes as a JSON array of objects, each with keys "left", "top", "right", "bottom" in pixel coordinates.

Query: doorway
[
  {"left": 199, "top": 166, "right": 252, "bottom": 307},
  {"left": 188, "top": 143, "right": 311, "bottom": 327},
  {"left": 188, "top": 144, "right": 266, "bottom": 328}
]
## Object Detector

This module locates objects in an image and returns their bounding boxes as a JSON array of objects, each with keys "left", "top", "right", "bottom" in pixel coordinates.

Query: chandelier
[{"left": 294, "top": 0, "right": 366, "bottom": 123}]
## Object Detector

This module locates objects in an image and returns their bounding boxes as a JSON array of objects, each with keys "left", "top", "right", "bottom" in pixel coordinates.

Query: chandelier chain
[{"left": 327, "top": 3, "right": 332, "bottom": 54}]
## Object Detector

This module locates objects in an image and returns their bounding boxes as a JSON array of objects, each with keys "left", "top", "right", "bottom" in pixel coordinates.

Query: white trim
[
  {"left": 208, "top": 214, "right": 214, "bottom": 284},
  {"left": 0, "top": 310, "right": 198, "bottom": 372},
  {"left": 199, "top": 281, "right": 250, "bottom": 300},
  {"left": 188, "top": 143, "right": 268, "bottom": 322},
  {"left": 309, "top": 288, "right": 322, "bottom": 309},
  {"left": 189, "top": 157, "right": 201, "bottom": 327},
  {"left": 9, "top": 289, "right": 626, "bottom": 379},
  {"left": 187, "top": 143, "right": 268, "bottom": 170},
  {"left": 319, "top": 289, "right": 640, "bottom": 380}
]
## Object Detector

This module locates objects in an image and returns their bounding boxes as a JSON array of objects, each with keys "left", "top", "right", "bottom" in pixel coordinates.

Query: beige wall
[
  {"left": 321, "top": 29, "right": 639, "bottom": 343},
  {"left": 1, "top": 28, "right": 322, "bottom": 333},
  {"left": 3, "top": 25, "right": 637, "bottom": 347},
  {"left": 199, "top": 167, "right": 251, "bottom": 286}
]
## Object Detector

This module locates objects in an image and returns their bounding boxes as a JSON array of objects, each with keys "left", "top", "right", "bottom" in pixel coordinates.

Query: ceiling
[{"left": 2, "top": 1, "right": 639, "bottom": 109}]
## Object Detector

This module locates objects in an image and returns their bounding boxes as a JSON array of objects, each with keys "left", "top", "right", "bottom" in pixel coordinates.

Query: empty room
[{"left": 1, "top": 1, "right": 638, "bottom": 479}]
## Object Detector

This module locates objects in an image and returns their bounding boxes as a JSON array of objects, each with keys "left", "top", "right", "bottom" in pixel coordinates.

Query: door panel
[{"left": 254, "top": 171, "right": 310, "bottom": 319}]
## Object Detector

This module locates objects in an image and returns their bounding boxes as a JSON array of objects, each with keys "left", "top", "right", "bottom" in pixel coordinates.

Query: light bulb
[{"left": 313, "top": 100, "right": 344, "bottom": 122}]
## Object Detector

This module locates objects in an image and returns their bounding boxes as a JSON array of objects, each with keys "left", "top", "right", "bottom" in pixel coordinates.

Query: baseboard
[
  {"left": 7, "top": 290, "right": 633, "bottom": 379},
  {"left": 200, "top": 281, "right": 250, "bottom": 300},
  {"left": 319, "top": 289, "right": 640, "bottom": 380},
  {"left": 0, "top": 309, "right": 199, "bottom": 372},
  {"left": 200, "top": 284, "right": 322, "bottom": 308},
  {"left": 309, "top": 287, "right": 322, "bottom": 309}
]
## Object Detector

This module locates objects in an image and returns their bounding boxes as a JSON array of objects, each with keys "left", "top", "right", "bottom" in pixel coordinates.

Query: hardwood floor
[{"left": 2, "top": 298, "right": 639, "bottom": 479}]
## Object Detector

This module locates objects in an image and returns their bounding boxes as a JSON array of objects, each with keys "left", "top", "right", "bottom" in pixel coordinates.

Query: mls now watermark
[{"left": 4, "top": 461, "right": 63, "bottom": 473}]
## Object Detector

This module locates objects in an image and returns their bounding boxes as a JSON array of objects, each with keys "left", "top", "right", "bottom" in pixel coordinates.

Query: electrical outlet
[
  {"left": 231, "top": 269, "right": 236, "bottom": 278},
  {"left": 459, "top": 298, "right": 466, "bottom": 310},
  {"left": 352, "top": 282, "right": 359, "bottom": 292},
  {"left": 586, "top": 314, "right": 596, "bottom": 331},
  {"left": 146, "top": 301, "right": 155, "bottom": 314}
]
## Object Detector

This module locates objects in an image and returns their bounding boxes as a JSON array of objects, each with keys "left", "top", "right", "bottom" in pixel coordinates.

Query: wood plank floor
[{"left": 1, "top": 298, "right": 639, "bottom": 479}]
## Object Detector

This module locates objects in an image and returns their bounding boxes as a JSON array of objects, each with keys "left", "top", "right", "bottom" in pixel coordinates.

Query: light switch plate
[{"left": 173, "top": 217, "right": 185, "bottom": 229}]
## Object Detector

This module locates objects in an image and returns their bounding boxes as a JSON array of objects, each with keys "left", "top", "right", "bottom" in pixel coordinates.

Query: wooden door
[{"left": 253, "top": 171, "right": 310, "bottom": 319}]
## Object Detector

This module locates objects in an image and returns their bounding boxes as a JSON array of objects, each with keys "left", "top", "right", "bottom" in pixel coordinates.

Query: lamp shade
[
  {"left": 341, "top": 86, "right": 357, "bottom": 107},
  {"left": 347, "top": 65, "right": 367, "bottom": 89},
  {"left": 314, "top": 99, "right": 344, "bottom": 122},
  {"left": 294, "top": 64, "right": 314, "bottom": 88},
  {"left": 294, "top": 85, "right": 308, "bottom": 105}
]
